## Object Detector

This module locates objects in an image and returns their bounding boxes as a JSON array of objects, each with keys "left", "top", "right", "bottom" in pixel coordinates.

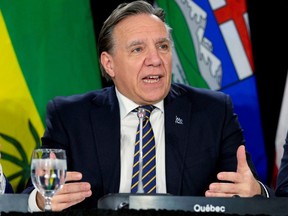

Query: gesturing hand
[{"left": 205, "top": 145, "right": 262, "bottom": 197}]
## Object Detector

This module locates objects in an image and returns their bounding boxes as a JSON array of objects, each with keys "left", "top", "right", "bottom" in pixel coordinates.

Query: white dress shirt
[{"left": 116, "top": 88, "right": 167, "bottom": 193}]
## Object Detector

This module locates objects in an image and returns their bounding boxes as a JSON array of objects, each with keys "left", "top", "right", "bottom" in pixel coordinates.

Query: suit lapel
[
  {"left": 90, "top": 87, "right": 121, "bottom": 193},
  {"left": 165, "top": 85, "right": 192, "bottom": 194}
]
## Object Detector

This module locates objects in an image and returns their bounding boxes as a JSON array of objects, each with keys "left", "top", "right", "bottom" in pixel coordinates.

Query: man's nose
[{"left": 144, "top": 48, "right": 162, "bottom": 66}]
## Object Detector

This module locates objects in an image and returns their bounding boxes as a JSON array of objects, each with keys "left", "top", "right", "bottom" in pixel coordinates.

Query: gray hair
[{"left": 98, "top": 0, "right": 172, "bottom": 81}]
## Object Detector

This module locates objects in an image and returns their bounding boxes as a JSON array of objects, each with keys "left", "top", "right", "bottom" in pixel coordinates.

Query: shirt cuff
[
  {"left": 258, "top": 180, "right": 269, "bottom": 198},
  {"left": 28, "top": 188, "right": 42, "bottom": 212}
]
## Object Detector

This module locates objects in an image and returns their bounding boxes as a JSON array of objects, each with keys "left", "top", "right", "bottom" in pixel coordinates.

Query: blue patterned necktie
[{"left": 131, "top": 105, "right": 156, "bottom": 193}]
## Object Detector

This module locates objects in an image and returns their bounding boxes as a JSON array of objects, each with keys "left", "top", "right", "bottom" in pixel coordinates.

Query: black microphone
[{"left": 136, "top": 107, "right": 146, "bottom": 193}]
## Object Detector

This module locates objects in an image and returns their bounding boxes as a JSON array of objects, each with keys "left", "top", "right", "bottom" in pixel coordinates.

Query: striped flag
[
  {"left": 155, "top": 0, "right": 267, "bottom": 183},
  {"left": 0, "top": 0, "right": 102, "bottom": 192}
]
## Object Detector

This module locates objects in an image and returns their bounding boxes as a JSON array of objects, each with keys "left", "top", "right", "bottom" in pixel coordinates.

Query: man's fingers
[
  {"left": 57, "top": 182, "right": 91, "bottom": 195},
  {"left": 65, "top": 171, "right": 82, "bottom": 182},
  {"left": 205, "top": 190, "right": 235, "bottom": 197},
  {"left": 52, "top": 190, "right": 92, "bottom": 211},
  {"left": 236, "top": 145, "right": 249, "bottom": 173},
  {"left": 52, "top": 181, "right": 92, "bottom": 211},
  {"left": 208, "top": 182, "right": 238, "bottom": 194},
  {"left": 206, "top": 145, "right": 261, "bottom": 198},
  {"left": 216, "top": 171, "right": 239, "bottom": 183}
]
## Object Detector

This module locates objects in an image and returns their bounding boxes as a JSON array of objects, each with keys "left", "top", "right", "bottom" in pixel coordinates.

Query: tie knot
[{"left": 134, "top": 105, "right": 155, "bottom": 118}]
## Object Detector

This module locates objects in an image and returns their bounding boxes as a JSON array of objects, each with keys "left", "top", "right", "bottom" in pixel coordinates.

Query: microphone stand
[{"left": 136, "top": 107, "right": 145, "bottom": 193}]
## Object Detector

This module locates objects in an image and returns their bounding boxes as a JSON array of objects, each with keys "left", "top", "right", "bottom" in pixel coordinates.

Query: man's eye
[
  {"left": 132, "top": 47, "right": 142, "bottom": 53},
  {"left": 159, "top": 44, "right": 169, "bottom": 51}
]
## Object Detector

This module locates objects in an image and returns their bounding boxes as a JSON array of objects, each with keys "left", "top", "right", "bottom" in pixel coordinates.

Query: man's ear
[{"left": 101, "top": 51, "right": 115, "bottom": 78}]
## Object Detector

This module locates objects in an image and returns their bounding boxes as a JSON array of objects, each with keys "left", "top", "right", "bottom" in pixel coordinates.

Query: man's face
[{"left": 101, "top": 14, "right": 172, "bottom": 105}]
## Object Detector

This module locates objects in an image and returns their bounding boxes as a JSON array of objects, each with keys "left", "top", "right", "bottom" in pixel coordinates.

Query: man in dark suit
[{"left": 25, "top": 0, "right": 272, "bottom": 212}]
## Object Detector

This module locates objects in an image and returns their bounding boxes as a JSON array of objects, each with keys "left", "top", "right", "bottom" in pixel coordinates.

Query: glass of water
[{"left": 31, "top": 149, "right": 67, "bottom": 211}]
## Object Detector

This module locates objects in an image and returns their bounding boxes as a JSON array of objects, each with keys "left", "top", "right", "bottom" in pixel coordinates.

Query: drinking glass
[{"left": 31, "top": 149, "right": 67, "bottom": 211}]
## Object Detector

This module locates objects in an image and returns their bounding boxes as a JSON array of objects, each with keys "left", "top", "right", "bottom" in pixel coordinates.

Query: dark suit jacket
[
  {"left": 276, "top": 131, "right": 288, "bottom": 196},
  {"left": 24, "top": 83, "right": 268, "bottom": 208}
]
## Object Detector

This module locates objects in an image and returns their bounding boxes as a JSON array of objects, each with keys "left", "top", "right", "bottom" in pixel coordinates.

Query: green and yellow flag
[{"left": 0, "top": 0, "right": 102, "bottom": 192}]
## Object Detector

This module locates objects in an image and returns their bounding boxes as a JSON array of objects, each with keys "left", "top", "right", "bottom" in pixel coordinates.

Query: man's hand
[
  {"left": 36, "top": 171, "right": 92, "bottom": 211},
  {"left": 205, "top": 145, "right": 262, "bottom": 197}
]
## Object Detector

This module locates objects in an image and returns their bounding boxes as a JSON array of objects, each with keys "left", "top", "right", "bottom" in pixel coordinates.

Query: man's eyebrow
[
  {"left": 127, "top": 40, "right": 144, "bottom": 49},
  {"left": 125, "top": 37, "right": 171, "bottom": 49},
  {"left": 156, "top": 37, "right": 171, "bottom": 43}
]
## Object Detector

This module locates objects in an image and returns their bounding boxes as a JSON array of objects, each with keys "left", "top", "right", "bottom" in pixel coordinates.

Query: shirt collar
[{"left": 115, "top": 87, "right": 164, "bottom": 120}]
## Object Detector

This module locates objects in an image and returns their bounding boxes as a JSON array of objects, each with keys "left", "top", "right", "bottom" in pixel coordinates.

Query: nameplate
[{"left": 98, "top": 193, "right": 288, "bottom": 215}]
